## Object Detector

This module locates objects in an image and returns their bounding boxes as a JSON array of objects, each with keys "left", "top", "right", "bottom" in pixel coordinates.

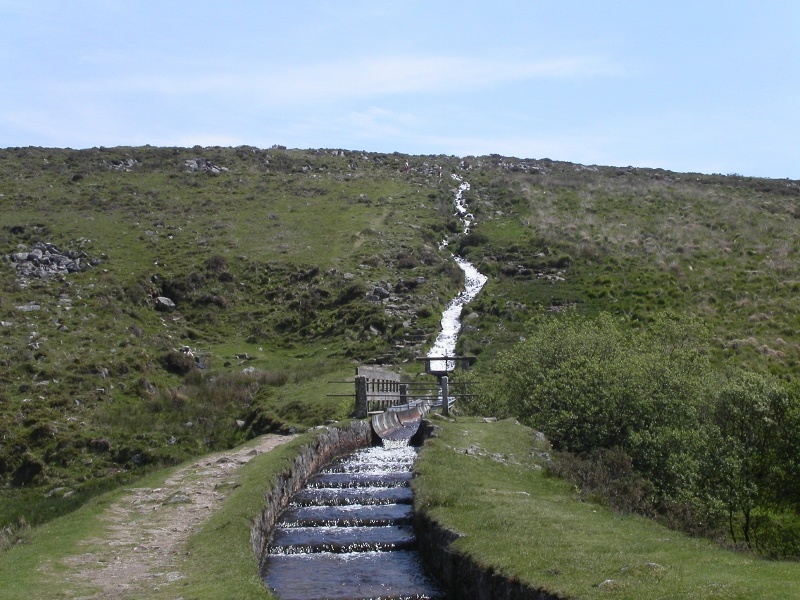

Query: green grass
[
  {"left": 414, "top": 417, "right": 800, "bottom": 599},
  {"left": 3, "top": 146, "right": 800, "bottom": 595},
  {"left": 0, "top": 470, "right": 148, "bottom": 599}
]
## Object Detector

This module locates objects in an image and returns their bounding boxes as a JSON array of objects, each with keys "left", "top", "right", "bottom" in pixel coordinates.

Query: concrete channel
[{"left": 258, "top": 413, "right": 444, "bottom": 600}]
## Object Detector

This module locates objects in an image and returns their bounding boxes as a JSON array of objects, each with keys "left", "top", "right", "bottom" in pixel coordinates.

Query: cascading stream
[
  {"left": 427, "top": 175, "right": 488, "bottom": 372},
  {"left": 263, "top": 444, "right": 443, "bottom": 600},
  {"left": 262, "top": 174, "right": 486, "bottom": 599}
]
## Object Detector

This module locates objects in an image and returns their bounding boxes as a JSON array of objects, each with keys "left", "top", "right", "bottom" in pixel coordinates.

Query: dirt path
[{"left": 59, "top": 434, "right": 295, "bottom": 599}]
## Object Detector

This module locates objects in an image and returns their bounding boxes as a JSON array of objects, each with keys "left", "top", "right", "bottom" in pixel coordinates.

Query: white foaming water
[{"left": 428, "top": 174, "right": 488, "bottom": 372}]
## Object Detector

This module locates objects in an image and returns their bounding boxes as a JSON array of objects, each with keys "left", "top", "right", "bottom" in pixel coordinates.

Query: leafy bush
[
  {"left": 548, "top": 447, "right": 654, "bottom": 515},
  {"left": 475, "top": 310, "right": 800, "bottom": 556},
  {"left": 478, "top": 311, "right": 710, "bottom": 456}
]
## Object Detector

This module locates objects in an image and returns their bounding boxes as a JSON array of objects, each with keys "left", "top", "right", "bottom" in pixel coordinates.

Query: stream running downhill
[
  {"left": 262, "top": 174, "right": 487, "bottom": 599},
  {"left": 428, "top": 175, "right": 488, "bottom": 371}
]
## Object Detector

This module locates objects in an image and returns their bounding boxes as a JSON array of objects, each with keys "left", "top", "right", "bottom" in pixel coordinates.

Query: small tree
[{"left": 708, "top": 371, "right": 791, "bottom": 547}]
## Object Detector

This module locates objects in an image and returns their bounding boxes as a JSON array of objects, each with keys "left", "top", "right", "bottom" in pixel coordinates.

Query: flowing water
[
  {"left": 262, "top": 443, "right": 444, "bottom": 600},
  {"left": 262, "top": 175, "right": 487, "bottom": 599},
  {"left": 427, "top": 175, "right": 488, "bottom": 373}
]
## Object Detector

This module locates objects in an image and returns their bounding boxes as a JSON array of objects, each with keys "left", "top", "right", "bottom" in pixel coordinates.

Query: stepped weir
[{"left": 262, "top": 436, "right": 443, "bottom": 600}]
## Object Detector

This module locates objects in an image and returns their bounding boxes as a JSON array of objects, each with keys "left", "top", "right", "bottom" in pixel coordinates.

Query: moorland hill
[{"left": 2, "top": 145, "right": 799, "bottom": 534}]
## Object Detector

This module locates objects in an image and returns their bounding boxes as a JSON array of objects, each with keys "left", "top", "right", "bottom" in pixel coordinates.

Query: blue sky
[{"left": 2, "top": 1, "right": 798, "bottom": 179}]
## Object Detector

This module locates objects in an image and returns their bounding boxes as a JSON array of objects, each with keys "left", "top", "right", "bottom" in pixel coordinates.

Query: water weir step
[
  {"left": 291, "top": 486, "right": 413, "bottom": 506},
  {"left": 263, "top": 551, "right": 445, "bottom": 600},
  {"left": 306, "top": 471, "right": 412, "bottom": 488},
  {"left": 269, "top": 524, "right": 416, "bottom": 554},
  {"left": 277, "top": 503, "right": 413, "bottom": 527}
]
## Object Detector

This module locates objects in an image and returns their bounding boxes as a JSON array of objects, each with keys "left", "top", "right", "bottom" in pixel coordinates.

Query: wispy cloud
[
  {"left": 43, "top": 54, "right": 621, "bottom": 104},
  {"left": 259, "top": 55, "right": 619, "bottom": 101}
]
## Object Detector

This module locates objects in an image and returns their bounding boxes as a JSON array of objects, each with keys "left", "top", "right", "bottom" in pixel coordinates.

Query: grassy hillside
[
  {"left": 2, "top": 145, "right": 799, "bottom": 534},
  {"left": 456, "top": 158, "right": 800, "bottom": 374},
  {"left": 0, "top": 146, "right": 462, "bottom": 526},
  {"left": 415, "top": 417, "right": 800, "bottom": 599}
]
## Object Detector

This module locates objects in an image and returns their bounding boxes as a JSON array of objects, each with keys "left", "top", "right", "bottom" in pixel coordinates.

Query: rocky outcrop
[
  {"left": 250, "top": 421, "right": 372, "bottom": 566},
  {"left": 185, "top": 158, "right": 229, "bottom": 175},
  {"left": 4, "top": 242, "right": 102, "bottom": 283},
  {"left": 103, "top": 158, "right": 137, "bottom": 171},
  {"left": 154, "top": 296, "right": 177, "bottom": 312}
]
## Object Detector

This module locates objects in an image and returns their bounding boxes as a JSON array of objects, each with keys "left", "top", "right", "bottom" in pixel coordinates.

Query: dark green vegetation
[
  {"left": 472, "top": 313, "right": 800, "bottom": 558},
  {"left": 415, "top": 417, "right": 800, "bottom": 599},
  {"left": 2, "top": 146, "right": 800, "bottom": 568}
]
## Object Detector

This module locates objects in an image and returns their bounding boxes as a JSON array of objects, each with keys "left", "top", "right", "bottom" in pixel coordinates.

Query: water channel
[{"left": 262, "top": 174, "right": 487, "bottom": 599}]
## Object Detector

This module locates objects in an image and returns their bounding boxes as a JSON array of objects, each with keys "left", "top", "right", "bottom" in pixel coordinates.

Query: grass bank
[{"left": 413, "top": 417, "right": 800, "bottom": 599}]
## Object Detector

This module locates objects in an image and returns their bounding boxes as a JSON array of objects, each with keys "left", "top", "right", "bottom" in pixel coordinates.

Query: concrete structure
[{"left": 354, "top": 366, "right": 408, "bottom": 417}]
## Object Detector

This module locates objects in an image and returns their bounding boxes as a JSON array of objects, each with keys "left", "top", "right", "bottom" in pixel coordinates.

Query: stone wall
[{"left": 250, "top": 421, "right": 372, "bottom": 566}]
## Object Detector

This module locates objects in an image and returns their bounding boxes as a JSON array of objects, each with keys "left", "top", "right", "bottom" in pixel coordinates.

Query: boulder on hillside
[
  {"left": 185, "top": 158, "right": 229, "bottom": 175},
  {"left": 154, "top": 296, "right": 176, "bottom": 312}
]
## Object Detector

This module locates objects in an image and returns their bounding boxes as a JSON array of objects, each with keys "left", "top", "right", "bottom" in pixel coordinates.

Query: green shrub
[{"left": 477, "top": 310, "right": 800, "bottom": 555}]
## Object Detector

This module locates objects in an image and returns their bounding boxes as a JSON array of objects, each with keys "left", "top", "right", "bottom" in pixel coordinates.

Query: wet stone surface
[{"left": 263, "top": 444, "right": 444, "bottom": 600}]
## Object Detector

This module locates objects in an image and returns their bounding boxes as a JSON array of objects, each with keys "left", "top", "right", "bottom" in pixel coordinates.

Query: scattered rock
[
  {"left": 465, "top": 444, "right": 483, "bottom": 456},
  {"left": 45, "top": 487, "right": 71, "bottom": 498},
  {"left": 6, "top": 242, "right": 100, "bottom": 283},
  {"left": 104, "top": 158, "right": 137, "bottom": 171},
  {"left": 16, "top": 302, "right": 41, "bottom": 312},
  {"left": 154, "top": 296, "right": 176, "bottom": 312},
  {"left": 185, "top": 158, "right": 229, "bottom": 175},
  {"left": 594, "top": 579, "right": 623, "bottom": 589},
  {"left": 140, "top": 379, "right": 157, "bottom": 396},
  {"left": 164, "top": 493, "right": 192, "bottom": 505}
]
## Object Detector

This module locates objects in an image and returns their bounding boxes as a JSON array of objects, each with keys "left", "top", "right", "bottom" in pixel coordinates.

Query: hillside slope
[{"left": 2, "top": 146, "right": 799, "bottom": 529}]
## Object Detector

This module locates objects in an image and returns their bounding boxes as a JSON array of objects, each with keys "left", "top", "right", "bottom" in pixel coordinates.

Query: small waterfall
[
  {"left": 263, "top": 444, "right": 443, "bottom": 600},
  {"left": 427, "top": 174, "right": 487, "bottom": 374}
]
